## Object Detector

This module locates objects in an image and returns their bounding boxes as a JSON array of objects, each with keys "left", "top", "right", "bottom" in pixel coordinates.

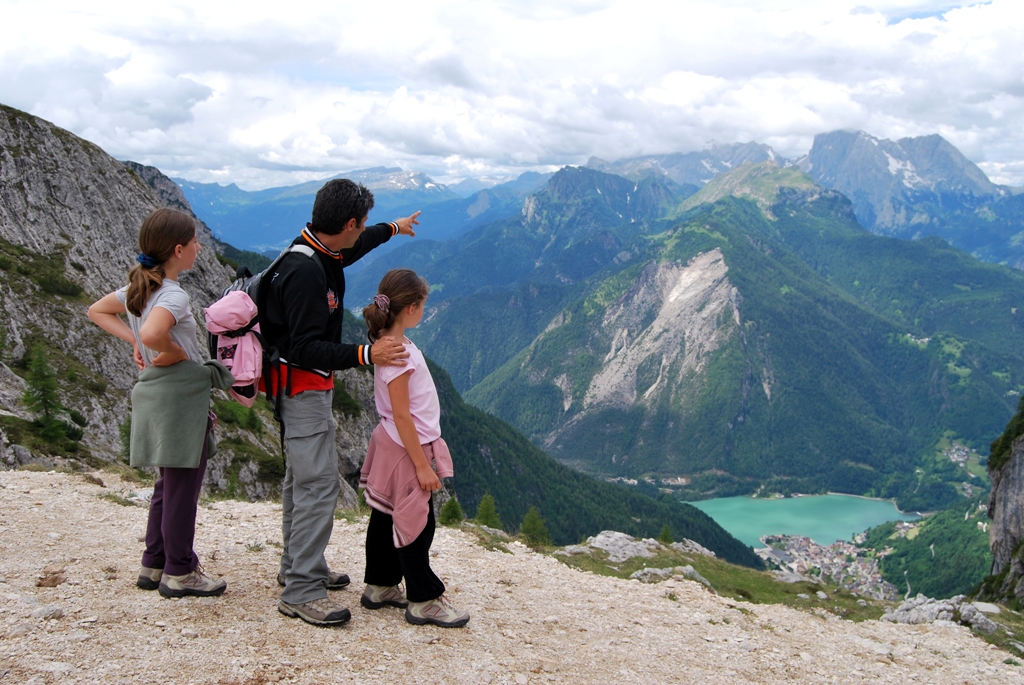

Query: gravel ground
[{"left": 0, "top": 470, "right": 1019, "bottom": 684}]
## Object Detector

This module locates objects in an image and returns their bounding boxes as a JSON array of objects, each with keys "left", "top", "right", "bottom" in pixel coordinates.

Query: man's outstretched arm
[{"left": 342, "top": 211, "right": 421, "bottom": 266}]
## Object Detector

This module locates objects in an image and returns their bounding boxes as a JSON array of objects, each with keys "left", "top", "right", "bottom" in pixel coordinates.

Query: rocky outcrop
[
  {"left": 882, "top": 593, "right": 999, "bottom": 635},
  {"left": 555, "top": 530, "right": 716, "bottom": 565},
  {"left": 981, "top": 433, "right": 1024, "bottom": 604}
]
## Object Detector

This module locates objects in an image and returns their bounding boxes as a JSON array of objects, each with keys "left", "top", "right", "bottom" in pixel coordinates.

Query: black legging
[{"left": 363, "top": 502, "right": 445, "bottom": 603}]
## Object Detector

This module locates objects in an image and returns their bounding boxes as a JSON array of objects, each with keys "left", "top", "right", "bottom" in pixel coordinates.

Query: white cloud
[{"left": 0, "top": 0, "right": 1021, "bottom": 187}]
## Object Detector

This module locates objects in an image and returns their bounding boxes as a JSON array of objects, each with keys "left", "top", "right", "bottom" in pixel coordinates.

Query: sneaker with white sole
[
  {"left": 158, "top": 568, "right": 227, "bottom": 598},
  {"left": 276, "top": 570, "right": 350, "bottom": 590},
  {"left": 405, "top": 595, "right": 470, "bottom": 628},
  {"left": 277, "top": 597, "right": 351, "bottom": 626},
  {"left": 361, "top": 583, "right": 408, "bottom": 610},
  {"left": 137, "top": 566, "right": 161, "bottom": 591}
]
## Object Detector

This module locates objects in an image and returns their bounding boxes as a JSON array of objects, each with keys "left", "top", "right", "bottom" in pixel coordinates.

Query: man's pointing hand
[{"left": 395, "top": 211, "right": 421, "bottom": 237}]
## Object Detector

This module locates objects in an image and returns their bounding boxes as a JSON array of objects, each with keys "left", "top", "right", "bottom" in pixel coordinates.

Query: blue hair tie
[{"left": 136, "top": 254, "right": 158, "bottom": 268}]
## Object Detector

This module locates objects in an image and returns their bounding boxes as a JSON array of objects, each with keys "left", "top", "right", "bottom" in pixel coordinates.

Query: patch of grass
[
  {"left": 213, "top": 399, "right": 264, "bottom": 434},
  {"left": 85, "top": 379, "right": 107, "bottom": 395},
  {"left": 0, "top": 234, "right": 85, "bottom": 300},
  {"left": 17, "top": 463, "right": 52, "bottom": 472},
  {"left": 100, "top": 461, "right": 156, "bottom": 485},
  {"left": 333, "top": 508, "right": 368, "bottom": 524},
  {"left": 245, "top": 541, "right": 264, "bottom": 553},
  {"left": 36, "top": 273, "right": 83, "bottom": 297},
  {"left": 0, "top": 414, "right": 84, "bottom": 458},
  {"left": 98, "top": 492, "right": 136, "bottom": 507},
  {"left": 219, "top": 436, "right": 283, "bottom": 483},
  {"left": 966, "top": 599, "right": 1024, "bottom": 654},
  {"left": 556, "top": 544, "right": 890, "bottom": 623},
  {"left": 334, "top": 490, "right": 370, "bottom": 523},
  {"left": 463, "top": 523, "right": 513, "bottom": 555}
]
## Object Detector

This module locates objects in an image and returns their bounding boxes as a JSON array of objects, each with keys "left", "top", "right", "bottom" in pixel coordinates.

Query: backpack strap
[{"left": 257, "top": 242, "right": 328, "bottom": 456}]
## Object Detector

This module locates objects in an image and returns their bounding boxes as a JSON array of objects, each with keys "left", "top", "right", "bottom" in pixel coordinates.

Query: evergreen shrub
[{"left": 439, "top": 497, "right": 464, "bottom": 526}]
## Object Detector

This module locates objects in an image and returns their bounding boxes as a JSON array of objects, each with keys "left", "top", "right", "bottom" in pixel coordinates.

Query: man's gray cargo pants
[{"left": 277, "top": 389, "right": 340, "bottom": 605}]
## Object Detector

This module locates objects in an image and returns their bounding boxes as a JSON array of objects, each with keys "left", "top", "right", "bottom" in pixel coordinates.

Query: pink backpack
[{"left": 204, "top": 290, "right": 263, "bottom": 407}]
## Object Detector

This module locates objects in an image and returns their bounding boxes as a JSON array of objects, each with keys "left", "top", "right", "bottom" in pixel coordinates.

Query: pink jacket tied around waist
[
  {"left": 360, "top": 424, "right": 454, "bottom": 548},
  {"left": 204, "top": 290, "right": 262, "bottom": 407}
]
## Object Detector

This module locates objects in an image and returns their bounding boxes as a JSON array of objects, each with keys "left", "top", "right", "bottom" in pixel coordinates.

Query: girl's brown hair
[
  {"left": 362, "top": 268, "right": 429, "bottom": 342},
  {"left": 125, "top": 208, "right": 196, "bottom": 316}
]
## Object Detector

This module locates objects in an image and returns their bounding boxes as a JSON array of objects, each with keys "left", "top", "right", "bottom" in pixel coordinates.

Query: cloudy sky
[{"left": 2, "top": 0, "right": 1021, "bottom": 189}]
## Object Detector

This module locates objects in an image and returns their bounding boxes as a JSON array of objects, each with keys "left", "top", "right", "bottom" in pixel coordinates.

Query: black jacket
[{"left": 261, "top": 223, "right": 396, "bottom": 372}]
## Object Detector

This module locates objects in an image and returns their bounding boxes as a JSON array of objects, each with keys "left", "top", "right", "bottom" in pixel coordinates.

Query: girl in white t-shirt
[
  {"left": 358, "top": 268, "right": 469, "bottom": 628},
  {"left": 87, "top": 208, "right": 226, "bottom": 599}
]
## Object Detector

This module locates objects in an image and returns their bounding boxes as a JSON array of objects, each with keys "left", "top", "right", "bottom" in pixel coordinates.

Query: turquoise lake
[{"left": 688, "top": 494, "right": 919, "bottom": 548}]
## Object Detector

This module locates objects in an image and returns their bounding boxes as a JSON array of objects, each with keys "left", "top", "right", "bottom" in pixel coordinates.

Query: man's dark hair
[{"left": 309, "top": 179, "right": 375, "bottom": 235}]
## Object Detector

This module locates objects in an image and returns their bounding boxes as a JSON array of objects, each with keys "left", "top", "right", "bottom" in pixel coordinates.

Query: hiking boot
[
  {"left": 361, "top": 583, "right": 408, "bottom": 610},
  {"left": 276, "top": 570, "right": 351, "bottom": 590},
  {"left": 277, "top": 597, "right": 351, "bottom": 626},
  {"left": 137, "top": 566, "right": 161, "bottom": 591},
  {"left": 158, "top": 568, "right": 227, "bottom": 598},
  {"left": 405, "top": 595, "right": 470, "bottom": 628}
]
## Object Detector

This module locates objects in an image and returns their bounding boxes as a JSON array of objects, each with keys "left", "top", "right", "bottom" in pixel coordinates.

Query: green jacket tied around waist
[{"left": 130, "top": 360, "right": 235, "bottom": 469}]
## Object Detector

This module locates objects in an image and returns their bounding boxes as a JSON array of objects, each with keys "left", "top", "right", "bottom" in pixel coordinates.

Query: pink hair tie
[{"left": 373, "top": 294, "right": 390, "bottom": 313}]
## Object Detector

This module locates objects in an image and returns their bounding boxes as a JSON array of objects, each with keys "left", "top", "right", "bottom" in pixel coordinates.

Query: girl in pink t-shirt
[{"left": 358, "top": 269, "right": 469, "bottom": 628}]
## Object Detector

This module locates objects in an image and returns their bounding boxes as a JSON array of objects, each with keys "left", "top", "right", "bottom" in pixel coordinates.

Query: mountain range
[
  {"left": 185, "top": 130, "right": 1024, "bottom": 282},
  {"left": 338, "top": 160, "right": 1021, "bottom": 512},
  {"left": 177, "top": 167, "right": 552, "bottom": 261}
]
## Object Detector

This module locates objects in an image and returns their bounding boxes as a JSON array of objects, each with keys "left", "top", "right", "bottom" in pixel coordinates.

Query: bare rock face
[
  {"left": 583, "top": 249, "right": 737, "bottom": 412},
  {"left": 983, "top": 433, "right": 1024, "bottom": 602},
  {"left": 0, "top": 103, "right": 234, "bottom": 458}
]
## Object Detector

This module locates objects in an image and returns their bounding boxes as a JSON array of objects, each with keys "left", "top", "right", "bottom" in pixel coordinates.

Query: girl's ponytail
[
  {"left": 125, "top": 208, "right": 196, "bottom": 316},
  {"left": 362, "top": 269, "right": 429, "bottom": 342},
  {"left": 126, "top": 264, "right": 166, "bottom": 317}
]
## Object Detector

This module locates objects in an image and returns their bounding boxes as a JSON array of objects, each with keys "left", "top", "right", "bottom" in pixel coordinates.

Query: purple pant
[{"left": 141, "top": 416, "right": 212, "bottom": 576}]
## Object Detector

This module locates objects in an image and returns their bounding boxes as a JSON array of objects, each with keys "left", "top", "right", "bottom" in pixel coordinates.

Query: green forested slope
[
  {"left": 461, "top": 190, "right": 1022, "bottom": 509},
  {"left": 860, "top": 499, "right": 992, "bottom": 598}
]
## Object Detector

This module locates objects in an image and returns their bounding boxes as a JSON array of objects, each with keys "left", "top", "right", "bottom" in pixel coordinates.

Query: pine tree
[
  {"left": 243, "top": 407, "right": 263, "bottom": 434},
  {"left": 474, "top": 493, "right": 502, "bottom": 529},
  {"left": 23, "top": 345, "right": 65, "bottom": 442},
  {"left": 520, "top": 506, "right": 550, "bottom": 547},
  {"left": 658, "top": 524, "right": 674, "bottom": 545},
  {"left": 439, "top": 496, "right": 464, "bottom": 526}
]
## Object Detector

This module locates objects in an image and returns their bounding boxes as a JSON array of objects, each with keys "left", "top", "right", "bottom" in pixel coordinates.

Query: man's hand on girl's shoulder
[{"left": 371, "top": 336, "right": 409, "bottom": 367}]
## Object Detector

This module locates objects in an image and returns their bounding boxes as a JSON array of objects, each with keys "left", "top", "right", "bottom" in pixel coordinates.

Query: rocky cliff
[
  {"left": 0, "top": 103, "right": 230, "bottom": 457},
  {"left": 0, "top": 103, "right": 376, "bottom": 504},
  {"left": 981, "top": 425, "right": 1024, "bottom": 605}
]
